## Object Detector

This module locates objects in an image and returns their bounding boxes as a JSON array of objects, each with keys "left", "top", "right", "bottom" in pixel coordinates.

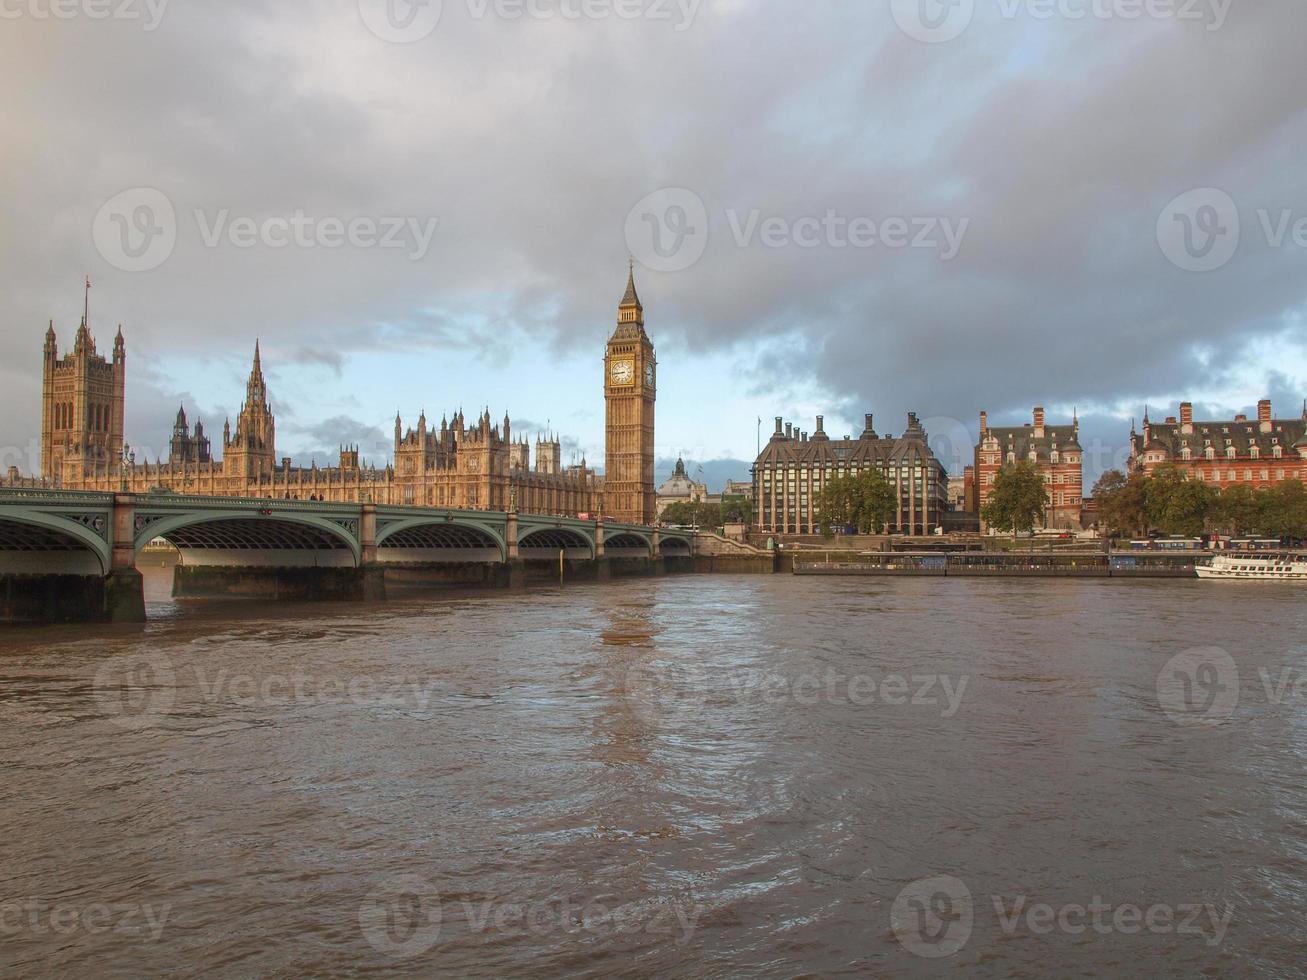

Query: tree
[
  {"left": 1156, "top": 478, "right": 1217, "bottom": 537},
  {"left": 1257, "top": 480, "right": 1307, "bottom": 540},
  {"left": 721, "top": 495, "right": 753, "bottom": 525},
  {"left": 1213, "top": 484, "right": 1260, "bottom": 536},
  {"left": 981, "top": 461, "right": 1048, "bottom": 538},
  {"left": 1093, "top": 469, "right": 1149, "bottom": 538},
  {"left": 1143, "top": 463, "right": 1187, "bottom": 530},
  {"left": 817, "top": 468, "right": 898, "bottom": 537},
  {"left": 660, "top": 500, "right": 722, "bottom": 528}
]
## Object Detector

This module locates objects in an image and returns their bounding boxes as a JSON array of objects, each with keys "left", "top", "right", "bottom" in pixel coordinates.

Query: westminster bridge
[{"left": 0, "top": 489, "right": 719, "bottom": 623}]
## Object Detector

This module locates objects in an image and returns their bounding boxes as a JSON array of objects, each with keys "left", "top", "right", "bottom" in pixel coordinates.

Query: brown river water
[{"left": 2, "top": 570, "right": 1307, "bottom": 977}]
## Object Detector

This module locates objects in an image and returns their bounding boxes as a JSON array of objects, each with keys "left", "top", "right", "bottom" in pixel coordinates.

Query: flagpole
[{"left": 84, "top": 276, "right": 91, "bottom": 326}]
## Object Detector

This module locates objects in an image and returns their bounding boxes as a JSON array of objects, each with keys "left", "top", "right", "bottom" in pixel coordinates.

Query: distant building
[
  {"left": 656, "top": 456, "right": 708, "bottom": 518},
  {"left": 722, "top": 479, "right": 753, "bottom": 500},
  {"left": 1129, "top": 399, "right": 1307, "bottom": 488},
  {"left": 973, "top": 407, "right": 1083, "bottom": 530},
  {"left": 752, "top": 413, "right": 949, "bottom": 535}
]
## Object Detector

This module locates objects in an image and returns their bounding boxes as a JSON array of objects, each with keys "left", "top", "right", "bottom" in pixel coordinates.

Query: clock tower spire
[{"left": 604, "top": 262, "right": 656, "bottom": 524}]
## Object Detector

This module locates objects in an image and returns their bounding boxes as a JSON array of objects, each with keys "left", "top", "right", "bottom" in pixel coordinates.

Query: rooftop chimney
[
  {"left": 1033, "top": 406, "right": 1045, "bottom": 437},
  {"left": 1234, "top": 413, "right": 1247, "bottom": 423},
  {"left": 1259, "top": 398, "right": 1272, "bottom": 432},
  {"left": 815, "top": 415, "right": 824, "bottom": 432},
  {"left": 785, "top": 422, "right": 793, "bottom": 439},
  {"left": 979, "top": 411, "right": 988, "bottom": 434},
  {"left": 774, "top": 416, "right": 783, "bottom": 435},
  {"left": 1180, "top": 402, "right": 1194, "bottom": 434},
  {"left": 1165, "top": 416, "right": 1177, "bottom": 425}
]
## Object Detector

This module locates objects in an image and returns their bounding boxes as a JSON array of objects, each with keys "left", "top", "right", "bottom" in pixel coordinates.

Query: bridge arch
[
  {"left": 136, "top": 512, "right": 362, "bottom": 567},
  {"left": 518, "top": 526, "right": 594, "bottom": 560},
  {"left": 604, "top": 531, "right": 653, "bottom": 557},
  {"left": 658, "top": 536, "right": 692, "bottom": 556},
  {"left": 0, "top": 512, "right": 111, "bottom": 575},
  {"left": 376, "top": 517, "right": 506, "bottom": 562}
]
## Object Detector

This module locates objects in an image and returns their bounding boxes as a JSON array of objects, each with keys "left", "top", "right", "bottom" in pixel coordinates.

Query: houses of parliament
[{"left": 33, "top": 268, "right": 658, "bottom": 524}]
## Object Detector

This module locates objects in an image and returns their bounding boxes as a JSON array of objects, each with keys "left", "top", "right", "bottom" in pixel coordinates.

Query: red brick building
[
  {"left": 1129, "top": 399, "right": 1307, "bottom": 487},
  {"left": 972, "top": 407, "right": 1084, "bottom": 530}
]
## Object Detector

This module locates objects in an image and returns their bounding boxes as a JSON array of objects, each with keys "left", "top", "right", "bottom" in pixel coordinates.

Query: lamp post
[{"left": 119, "top": 444, "right": 135, "bottom": 493}]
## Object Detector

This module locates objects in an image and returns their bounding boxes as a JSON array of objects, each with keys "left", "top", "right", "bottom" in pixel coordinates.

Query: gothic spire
[{"left": 620, "top": 258, "right": 642, "bottom": 310}]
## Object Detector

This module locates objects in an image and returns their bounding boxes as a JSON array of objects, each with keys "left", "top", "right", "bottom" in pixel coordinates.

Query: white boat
[{"left": 1196, "top": 553, "right": 1307, "bottom": 580}]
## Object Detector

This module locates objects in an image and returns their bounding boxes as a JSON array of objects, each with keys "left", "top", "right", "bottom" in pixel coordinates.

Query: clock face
[
  {"left": 610, "top": 359, "right": 634, "bottom": 385},
  {"left": 644, "top": 362, "right": 655, "bottom": 387}
]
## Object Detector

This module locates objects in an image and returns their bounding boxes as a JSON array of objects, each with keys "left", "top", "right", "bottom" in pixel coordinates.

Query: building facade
[
  {"left": 752, "top": 413, "right": 949, "bottom": 535},
  {"left": 603, "top": 264, "right": 657, "bottom": 524},
  {"left": 1129, "top": 399, "right": 1307, "bottom": 487},
  {"left": 655, "top": 457, "right": 708, "bottom": 518},
  {"left": 37, "top": 269, "right": 657, "bottom": 520},
  {"left": 41, "top": 317, "right": 125, "bottom": 484},
  {"left": 973, "top": 406, "right": 1084, "bottom": 530}
]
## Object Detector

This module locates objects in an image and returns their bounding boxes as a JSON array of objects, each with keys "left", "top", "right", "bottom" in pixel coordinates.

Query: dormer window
[
  {"left": 1251, "top": 446, "right": 1260, "bottom": 459},
  {"left": 1205, "top": 447, "right": 1215, "bottom": 459},
  {"left": 1181, "top": 448, "right": 1192, "bottom": 460},
  {"left": 1273, "top": 446, "right": 1283, "bottom": 458},
  {"left": 1226, "top": 447, "right": 1236, "bottom": 459}
]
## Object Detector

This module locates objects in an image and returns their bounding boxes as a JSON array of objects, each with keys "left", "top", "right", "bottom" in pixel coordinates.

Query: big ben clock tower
[{"left": 604, "top": 262, "right": 656, "bottom": 524}]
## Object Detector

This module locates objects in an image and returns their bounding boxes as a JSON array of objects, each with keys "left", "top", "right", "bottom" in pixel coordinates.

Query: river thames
[{"left": 2, "top": 572, "right": 1306, "bottom": 976}]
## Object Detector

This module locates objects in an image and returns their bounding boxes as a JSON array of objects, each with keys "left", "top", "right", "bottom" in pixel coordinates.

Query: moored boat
[{"left": 1196, "top": 553, "right": 1307, "bottom": 580}]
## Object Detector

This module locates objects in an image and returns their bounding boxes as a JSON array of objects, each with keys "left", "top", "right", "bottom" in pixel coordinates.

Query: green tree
[
  {"left": 1156, "top": 478, "right": 1217, "bottom": 536},
  {"left": 1256, "top": 480, "right": 1307, "bottom": 539},
  {"left": 721, "top": 495, "right": 753, "bottom": 525},
  {"left": 1143, "top": 463, "right": 1186, "bottom": 530},
  {"left": 661, "top": 500, "right": 722, "bottom": 528},
  {"left": 1094, "top": 469, "right": 1149, "bottom": 537},
  {"left": 817, "top": 468, "right": 898, "bottom": 537},
  {"left": 981, "top": 460, "right": 1048, "bottom": 538},
  {"left": 1214, "top": 484, "right": 1261, "bottom": 536}
]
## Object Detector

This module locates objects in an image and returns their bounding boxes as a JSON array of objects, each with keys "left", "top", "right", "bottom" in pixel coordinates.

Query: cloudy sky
[{"left": 3, "top": 0, "right": 1305, "bottom": 489}]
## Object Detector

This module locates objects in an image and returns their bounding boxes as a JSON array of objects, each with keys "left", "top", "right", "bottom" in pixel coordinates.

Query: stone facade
[
  {"left": 1129, "top": 399, "right": 1307, "bottom": 488},
  {"left": 752, "top": 412, "right": 950, "bottom": 535},
  {"left": 656, "top": 457, "right": 707, "bottom": 518},
  {"left": 37, "top": 270, "right": 658, "bottom": 519},
  {"left": 973, "top": 407, "right": 1084, "bottom": 530},
  {"left": 603, "top": 264, "right": 656, "bottom": 524}
]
